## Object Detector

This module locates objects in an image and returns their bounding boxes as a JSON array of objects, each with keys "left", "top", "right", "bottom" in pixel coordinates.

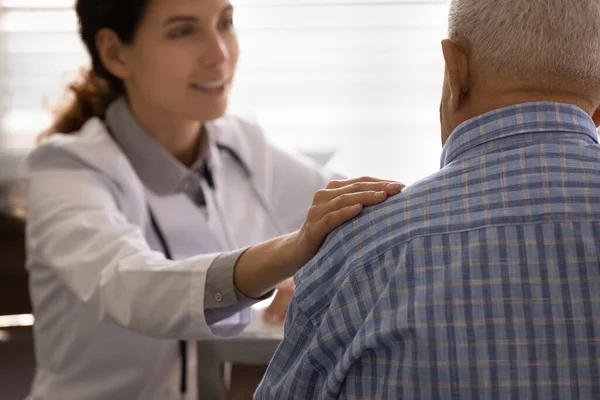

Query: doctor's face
[{"left": 120, "top": 0, "right": 239, "bottom": 123}]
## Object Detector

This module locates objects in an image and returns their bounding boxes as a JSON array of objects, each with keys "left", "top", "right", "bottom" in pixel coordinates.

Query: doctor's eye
[
  {"left": 168, "top": 24, "right": 197, "bottom": 39},
  {"left": 219, "top": 16, "right": 234, "bottom": 31}
]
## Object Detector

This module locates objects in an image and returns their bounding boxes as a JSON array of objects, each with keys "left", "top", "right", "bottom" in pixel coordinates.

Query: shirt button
[{"left": 215, "top": 293, "right": 223, "bottom": 302}]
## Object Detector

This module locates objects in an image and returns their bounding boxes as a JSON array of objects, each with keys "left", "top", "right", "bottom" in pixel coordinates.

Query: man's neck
[
  {"left": 444, "top": 88, "right": 597, "bottom": 146},
  {"left": 466, "top": 83, "right": 597, "bottom": 123}
]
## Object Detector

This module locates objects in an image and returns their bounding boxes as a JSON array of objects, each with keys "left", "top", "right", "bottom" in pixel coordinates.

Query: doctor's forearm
[
  {"left": 233, "top": 232, "right": 300, "bottom": 299},
  {"left": 233, "top": 180, "right": 404, "bottom": 299}
]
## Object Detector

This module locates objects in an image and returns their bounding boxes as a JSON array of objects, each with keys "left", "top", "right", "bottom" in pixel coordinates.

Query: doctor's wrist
[
  {"left": 277, "top": 230, "right": 306, "bottom": 274},
  {"left": 232, "top": 233, "right": 300, "bottom": 299}
]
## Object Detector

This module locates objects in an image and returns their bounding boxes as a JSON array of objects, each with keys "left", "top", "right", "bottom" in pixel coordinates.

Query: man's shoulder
[
  {"left": 292, "top": 168, "right": 455, "bottom": 311},
  {"left": 329, "top": 137, "right": 600, "bottom": 265},
  {"left": 349, "top": 167, "right": 459, "bottom": 243}
]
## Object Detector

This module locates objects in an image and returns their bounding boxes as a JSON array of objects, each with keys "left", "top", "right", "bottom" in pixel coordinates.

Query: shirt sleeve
[{"left": 204, "top": 247, "right": 275, "bottom": 325}]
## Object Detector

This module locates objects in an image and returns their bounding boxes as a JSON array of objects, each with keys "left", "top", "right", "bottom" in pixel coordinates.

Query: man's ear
[
  {"left": 592, "top": 108, "right": 600, "bottom": 128},
  {"left": 441, "top": 39, "right": 471, "bottom": 111},
  {"left": 96, "top": 28, "right": 130, "bottom": 80}
]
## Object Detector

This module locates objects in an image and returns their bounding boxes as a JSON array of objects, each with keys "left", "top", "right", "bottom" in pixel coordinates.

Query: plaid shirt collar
[{"left": 441, "top": 102, "right": 598, "bottom": 168}]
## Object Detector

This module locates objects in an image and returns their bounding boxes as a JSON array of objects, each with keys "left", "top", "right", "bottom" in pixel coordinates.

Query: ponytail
[
  {"left": 38, "top": 67, "right": 122, "bottom": 142},
  {"left": 39, "top": 0, "right": 150, "bottom": 142}
]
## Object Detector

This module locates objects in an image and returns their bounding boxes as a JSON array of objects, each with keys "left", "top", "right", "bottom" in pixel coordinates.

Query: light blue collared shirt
[{"left": 257, "top": 102, "right": 600, "bottom": 399}]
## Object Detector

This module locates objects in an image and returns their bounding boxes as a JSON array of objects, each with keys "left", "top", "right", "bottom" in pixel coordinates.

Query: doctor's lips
[{"left": 189, "top": 79, "right": 230, "bottom": 96}]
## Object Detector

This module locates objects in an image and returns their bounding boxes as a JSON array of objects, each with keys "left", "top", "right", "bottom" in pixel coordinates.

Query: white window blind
[{"left": 0, "top": 0, "right": 448, "bottom": 184}]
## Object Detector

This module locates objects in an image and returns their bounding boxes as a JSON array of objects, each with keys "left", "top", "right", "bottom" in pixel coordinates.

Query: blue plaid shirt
[{"left": 256, "top": 102, "right": 600, "bottom": 399}]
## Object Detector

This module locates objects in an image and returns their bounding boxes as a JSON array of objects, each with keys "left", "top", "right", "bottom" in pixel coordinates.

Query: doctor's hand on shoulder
[{"left": 261, "top": 177, "right": 405, "bottom": 325}]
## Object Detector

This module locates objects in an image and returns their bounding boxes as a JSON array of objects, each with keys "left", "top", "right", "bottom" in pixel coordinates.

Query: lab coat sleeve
[
  {"left": 23, "top": 147, "right": 245, "bottom": 340},
  {"left": 204, "top": 247, "right": 273, "bottom": 325}
]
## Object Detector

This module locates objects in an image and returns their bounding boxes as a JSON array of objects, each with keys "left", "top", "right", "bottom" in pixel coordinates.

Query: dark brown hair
[{"left": 40, "top": 0, "right": 152, "bottom": 140}]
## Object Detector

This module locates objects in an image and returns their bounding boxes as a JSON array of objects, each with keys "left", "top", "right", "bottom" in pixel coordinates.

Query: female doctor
[{"left": 22, "top": 0, "right": 404, "bottom": 399}]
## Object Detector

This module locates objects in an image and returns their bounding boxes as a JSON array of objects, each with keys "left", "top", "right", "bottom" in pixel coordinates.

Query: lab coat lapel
[{"left": 145, "top": 191, "right": 226, "bottom": 260}]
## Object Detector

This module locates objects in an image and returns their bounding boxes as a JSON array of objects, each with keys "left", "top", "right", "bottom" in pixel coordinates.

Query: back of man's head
[
  {"left": 441, "top": 0, "right": 600, "bottom": 142},
  {"left": 450, "top": 0, "right": 600, "bottom": 88}
]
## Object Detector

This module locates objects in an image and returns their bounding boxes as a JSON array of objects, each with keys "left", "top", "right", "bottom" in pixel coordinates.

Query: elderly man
[{"left": 256, "top": 0, "right": 600, "bottom": 398}]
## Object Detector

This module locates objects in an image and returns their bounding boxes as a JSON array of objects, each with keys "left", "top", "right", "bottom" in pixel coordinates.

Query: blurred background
[
  {"left": 0, "top": 0, "right": 448, "bottom": 398},
  {"left": 0, "top": 0, "right": 448, "bottom": 185}
]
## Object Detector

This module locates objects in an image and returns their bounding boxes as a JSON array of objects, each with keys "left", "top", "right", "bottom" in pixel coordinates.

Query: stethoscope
[
  {"left": 160, "top": 144, "right": 287, "bottom": 398},
  {"left": 213, "top": 143, "right": 287, "bottom": 245},
  {"left": 107, "top": 122, "right": 286, "bottom": 397}
]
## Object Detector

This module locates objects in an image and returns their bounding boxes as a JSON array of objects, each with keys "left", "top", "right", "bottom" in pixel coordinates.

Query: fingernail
[{"left": 387, "top": 183, "right": 404, "bottom": 191}]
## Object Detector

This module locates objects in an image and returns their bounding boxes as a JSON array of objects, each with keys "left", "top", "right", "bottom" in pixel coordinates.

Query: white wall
[{"left": 0, "top": 0, "right": 449, "bottom": 184}]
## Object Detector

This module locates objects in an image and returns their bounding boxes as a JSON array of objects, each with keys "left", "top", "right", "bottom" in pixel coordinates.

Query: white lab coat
[{"left": 22, "top": 115, "right": 334, "bottom": 399}]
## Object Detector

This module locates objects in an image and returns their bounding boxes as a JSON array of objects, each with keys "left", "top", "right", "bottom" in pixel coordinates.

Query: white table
[{"left": 196, "top": 301, "right": 283, "bottom": 400}]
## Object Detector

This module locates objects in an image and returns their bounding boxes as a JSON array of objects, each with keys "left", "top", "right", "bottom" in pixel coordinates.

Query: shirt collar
[
  {"left": 105, "top": 97, "right": 211, "bottom": 195},
  {"left": 440, "top": 102, "right": 599, "bottom": 168}
]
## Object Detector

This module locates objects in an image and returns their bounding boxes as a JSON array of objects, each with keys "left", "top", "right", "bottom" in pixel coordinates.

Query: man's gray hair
[{"left": 448, "top": 0, "right": 600, "bottom": 89}]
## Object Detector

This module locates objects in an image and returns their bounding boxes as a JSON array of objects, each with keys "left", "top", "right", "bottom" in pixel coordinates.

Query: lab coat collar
[{"left": 105, "top": 97, "right": 214, "bottom": 195}]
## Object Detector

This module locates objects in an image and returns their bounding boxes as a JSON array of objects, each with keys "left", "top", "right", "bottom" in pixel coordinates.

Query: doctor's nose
[{"left": 202, "top": 32, "right": 230, "bottom": 67}]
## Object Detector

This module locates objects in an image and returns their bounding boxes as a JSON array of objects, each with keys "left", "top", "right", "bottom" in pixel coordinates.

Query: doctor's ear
[
  {"left": 441, "top": 39, "right": 471, "bottom": 111},
  {"left": 96, "top": 29, "right": 132, "bottom": 80}
]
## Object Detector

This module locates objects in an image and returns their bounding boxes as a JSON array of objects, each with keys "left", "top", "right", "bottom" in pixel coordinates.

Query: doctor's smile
[{"left": 189, "top": 79, "right": 231, "bottom": 97}]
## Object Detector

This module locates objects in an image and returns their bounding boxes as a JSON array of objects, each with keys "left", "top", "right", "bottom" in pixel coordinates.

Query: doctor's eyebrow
[
  {"left": 163, "top": 5, "right": 234, "bottom": 26},
  {"left": 164, "top": 16, "right": 199, "bottom": 26}
]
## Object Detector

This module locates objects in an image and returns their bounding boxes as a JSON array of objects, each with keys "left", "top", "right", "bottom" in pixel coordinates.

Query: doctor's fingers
[
  {"left": 307, "top": 190, "right": 392, "bottom": 225},
  {"left": 326, "top": 176, "right": 397, "bottom": 190},
  {"left": 304, "top": 203, "right": 364, "bottom": 240},
  {"left": 313, "top": 181, "right": 404, "bottom": 205}
]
